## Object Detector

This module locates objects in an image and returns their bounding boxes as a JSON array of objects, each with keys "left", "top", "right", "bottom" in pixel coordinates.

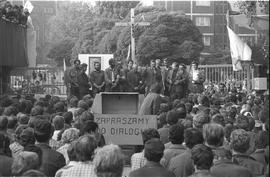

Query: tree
[
  {"left": 71, "top": 1, "right": 140, "bottom": 58},
  {"left": 97, "top": 6, "right": 203, "bottom": 65},
  {"left": 47, "top": 38, "right": 75, "bottom": 66}
]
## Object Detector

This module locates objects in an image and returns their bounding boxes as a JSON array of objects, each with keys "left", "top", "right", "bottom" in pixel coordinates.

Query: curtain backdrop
[{"left": 0, "top": 19, "right": 28, "bottom": 67}]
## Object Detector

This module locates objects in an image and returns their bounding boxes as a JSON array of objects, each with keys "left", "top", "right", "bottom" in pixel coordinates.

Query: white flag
[
  {"left": 24, "top": 0, "right": 34, "bottom": 14},
  {"left": 63, "top": 59, "right": 66, "bottom": 71},
  {"left": 227, "top": 26, "right": 252, "bottom": 71},
  {"left": 126, "top": 44, "right": 130, "bottom": 61}
]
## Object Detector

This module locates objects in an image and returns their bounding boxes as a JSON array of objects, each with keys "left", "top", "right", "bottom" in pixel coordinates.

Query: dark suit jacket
[
  {"left": 0, "top": 154, "right": 13, "bottom": 176},
  {"left": 129, "top": 161, "right": 175, "bottom": 177},
  {"left": 37, "top": 143, "right": 66, "bottom": 177},
  {"left": 211, "top": 159, "right": 253, "bottom": 177},
  {"left": 232, "top": 154, "right": 265, "bottom": 177}
]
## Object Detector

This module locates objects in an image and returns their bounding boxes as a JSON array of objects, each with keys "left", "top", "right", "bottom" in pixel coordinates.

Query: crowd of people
[
  {"left": 0, "top": 57, "right": 269, "bottom": 177},
  {"left": 64, "top": 58, "right": 205, "bottom": 100},
  {"left": 0, "top": 0, "right": 29, "bottom": 27}
]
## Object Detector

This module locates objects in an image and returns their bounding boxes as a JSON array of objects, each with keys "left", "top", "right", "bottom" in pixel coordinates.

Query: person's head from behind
[
  {"left": 30, "top": 106, "right": 43, "bottom": 116},
  {"left": 34, "top": 120, "right": 53, "bottom": 143},
  {"left": 191, "top": 144, "right": 214, "bottom": 170},
  {"left": 78, "top": 100, "right": 89, "bottom": 111},
  {"left": 61, "top": 128, "right": 80, "bottom": 144},
  {"left": 193, "top": 113, "right": 210, "bottom": 130},
  {"left": 149, "top": 83, "right": 161, "bottom": 94},
  {"left": 63, "top": 111, "right": 73, "bottom": 126},
  {"left": 230, "top": 129, "right": 250, "bottom": 154},
  {"left": 185, "top": 103, "right": 193, "bottom": 114},
  {"left": 211, "top": 114, "right": 225, "bottom": 126},
  {"left": 80, "top": 120, "right": 98, "bottom": 136},
  {"left": 20, "top": 127, "right": 35, "bottom": 147},
  {"left": 198, "top": 95, "right": 210, "bottom": 107},
  {"left": 69, "top": 97, "right": 79, "bottom": 108},
  {"left": 203, "top": 123, "right": 224, "bottom": 148},
  {"left": 11, "top": 151, "right": 39, "bottom": 175},
  {"left": 166, "top": 110, "right": 179, "bottom": 126},
  {"left": 53, "top": 101, "right": 65, "bottom": 113},
  {"left": 235, "top": 115, "right": 250, "bottom": 131},
  {"left": 0, "top": 115, "right": 8, "bottom": 131},
  {"left": 75, "top": 135, "right": 97, "bottom": 162},
  {"left": 176, "top": 106, "right": 187, "bottom": 119},
  {"left": 18, "top": 114, "right": 29, "bottom": 125},
  {"left": 77, "top": 111, "right": 94, "bottom": 129},
  {"left": 169, "top": 124, "right": 184, "bottom": 145},
  {"left": 94, "top": 144, "right": 125, "bottom": 177},
  {"left": 144, "top": 138, "right": 164, "bottom": 163},
  {"left": 52, "top": 115, "right": 64, "bottom": 131},
  {"left": 142, "top": 128, "right": 160, "bottom": 145},
  {"left": 184, "top": 128, "right": 204, "bottom": 149}
]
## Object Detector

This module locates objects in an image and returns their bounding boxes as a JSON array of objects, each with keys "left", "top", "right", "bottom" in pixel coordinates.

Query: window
[
  {"left": 196, "top": 1, "right": 210, "bottom": 6},
  {"left": 196, "top": 17, "right": 210, "bottom": 26},
  {"left": 203, "top": 36, "right": 211, "bottom": 46}
]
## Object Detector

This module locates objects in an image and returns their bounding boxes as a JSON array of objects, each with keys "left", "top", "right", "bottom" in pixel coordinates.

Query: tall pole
[
  {"left": 130, "top": 8, "right": 136, "bottom": 63},
  {"left": 226, "top": 10, "right": 229, "bottom": 27}
]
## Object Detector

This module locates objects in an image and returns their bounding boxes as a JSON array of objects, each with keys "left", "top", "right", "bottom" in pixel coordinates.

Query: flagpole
[{"left": 226, "top": 10, "right": 229, "bottom": 27}]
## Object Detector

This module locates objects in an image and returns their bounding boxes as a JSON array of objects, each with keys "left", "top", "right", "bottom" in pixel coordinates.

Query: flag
[
  {"left": 227, "top": 26, "right": 252, "bottom": 71},
  {"left": 126, "top": 44, "right": 130, "bottom": 61},
  {"left": 24, "top": 0, "right": 34, "bottom": 14},
  {"left": 63, "top": 59, "right": 66, "bottom": 71}
]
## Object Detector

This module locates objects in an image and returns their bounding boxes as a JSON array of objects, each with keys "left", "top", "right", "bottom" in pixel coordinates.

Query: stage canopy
[{"left": 0, "top": 19, "right": 28, "bottom": 67}]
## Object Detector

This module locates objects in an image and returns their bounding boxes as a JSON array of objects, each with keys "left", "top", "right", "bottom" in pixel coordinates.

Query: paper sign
[{"left": 94, "top": 114, "right": 157, "bottom": 145}]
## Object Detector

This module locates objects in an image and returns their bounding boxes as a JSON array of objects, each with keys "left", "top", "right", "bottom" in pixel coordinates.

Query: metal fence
[
  {"left": 198, "top": 64, "right": 253, "bottom": 90},
  {"left": 10, "top": 67, "right": 66, "bottom": 95},
  {"left": 9, "top": 64, "right": 253, "bottom": 95}
]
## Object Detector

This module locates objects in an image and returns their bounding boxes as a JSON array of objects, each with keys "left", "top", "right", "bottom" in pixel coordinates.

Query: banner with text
[{"left": 94, "top": 114, "right": 157, "bottom": 145}]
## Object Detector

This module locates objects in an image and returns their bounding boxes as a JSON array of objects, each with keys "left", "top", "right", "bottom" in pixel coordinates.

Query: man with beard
[
  {"left": 90, "top": 62, "right": 105, "bottom": 96},
  {"left": 77, "top": 63, "right": 91, "bottom": 99}
]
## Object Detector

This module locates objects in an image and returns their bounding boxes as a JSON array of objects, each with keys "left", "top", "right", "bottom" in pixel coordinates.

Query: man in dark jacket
[
  {"left": 230, "top": 129, "right": 265, "bottom": 177},
  {"left": 78, "top": 64, "right": 90, "bottom": 99},
  {"left": 34, "top": 120, "right": 66, "bottom": 176},
  {"left": 0, "top": 133, "right": 13, "bottom": 176},
  {"left": 211, "top": 148, "right": 253, "bottom": 177},
  {"left": 129, "top": 138, "right": 175, "bottom": 177},
  {"left": 90, "top": 62, "right": 105, "bottom": 96}
]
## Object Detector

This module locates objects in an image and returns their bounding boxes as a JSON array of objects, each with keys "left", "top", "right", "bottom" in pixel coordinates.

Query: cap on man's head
[{"left": 144, "top": 138, "right": 164, "bottom": 154}]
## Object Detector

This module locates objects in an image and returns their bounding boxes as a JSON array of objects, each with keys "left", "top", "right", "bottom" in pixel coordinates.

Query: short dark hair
[
  {"left": 166, "top": 110, "right": 179, "bottom": 125},
  {"left": 52, "top": 116, "right": 64, "bottom": 130},
  {"left": 142, "top": 128, "right": 160, "bottom": 144},
  {"left": 69, "top": 97, "right": 79, "bottom": 108},
  {"left": 34, "top": 120, "right": 53, "bottom": 143},
  {"left": 211, "top": 114, "right": 225, "bottom": 126},
  {"left": 78, "top": 100, "right": 89, "bottom": 110},
  {"left": 53, "top": 102, "right": 65, "bottom": 113},
  {"left": 144, "top": 138, "right": 164, "bottom": 162},
  {"left": 230, "top": 129, "right": 250, "bottom": 153},
  {"left": 203, "top": 123, "right": 224, "bottom": 147},
  {"left": 184, "top": 128, "right": 204, "bottom": 149},
  {"left": 75, "top": 135, "right": 97, "bottom": 161},
  {"left": 7, "top": 116, "right": 17, "bottom": 129},
  {"left": 169, "top": 124, "right": 184, "bottom": 144},
  {"left": 18, "top": 114, "right": 30, "bottom": 125},
  {"left": 235, "top": 115, "right": 250, "bottom": 131},
  {"left": 176, "top": 107, "right": 187, "bottom": 119},
  {"left": 198, "top": 95, "right": 210, "bottom": 107},
  {"left": 30, "top": 106, "right": 43, "bottom": 116},
  {"left": 63, "top": 112, "right": 73, "bottom": 125},
  {"left": 80, "top": 120, "right": 98, "bottom": 136},
  {"left": 191, "top": 144, "right": 213, "bottom": 170},
  {"left": 109, "top": 58, "right": 115, "bottom": 65}
]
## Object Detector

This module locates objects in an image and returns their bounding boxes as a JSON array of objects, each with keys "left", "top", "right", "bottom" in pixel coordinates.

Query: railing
[
  {"left": 10, "top": 67, "right": 66, "bottom": 95},
  {"left": 198, "top": 64, "right": 253, "bottom": 90}
]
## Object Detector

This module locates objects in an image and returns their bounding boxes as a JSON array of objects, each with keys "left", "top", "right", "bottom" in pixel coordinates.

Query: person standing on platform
[
  {"left": 166, "top": 62, "right": 186, "bottom": 100},
  {"left": 161, "top": 58, "right": 171, "bottom": 96},
  {"left": 189, "top": 61, "right": 205, "bottom": 94},
  {"left": 143, "top": 60, "right": 162, "bottom": 95},
  {"left": 64, "top": 59, "right": 81, "bottom": 99},
  {"left": 77, "top": 64, "right": 91, "bottom": 100},
  {"left": 90, "top": 62, "right": 105, "bottom": 97}
]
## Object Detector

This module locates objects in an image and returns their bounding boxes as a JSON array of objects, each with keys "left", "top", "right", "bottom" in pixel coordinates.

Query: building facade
[{"left": 153, "top": 0, "right": 265, "bottom": 51}]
